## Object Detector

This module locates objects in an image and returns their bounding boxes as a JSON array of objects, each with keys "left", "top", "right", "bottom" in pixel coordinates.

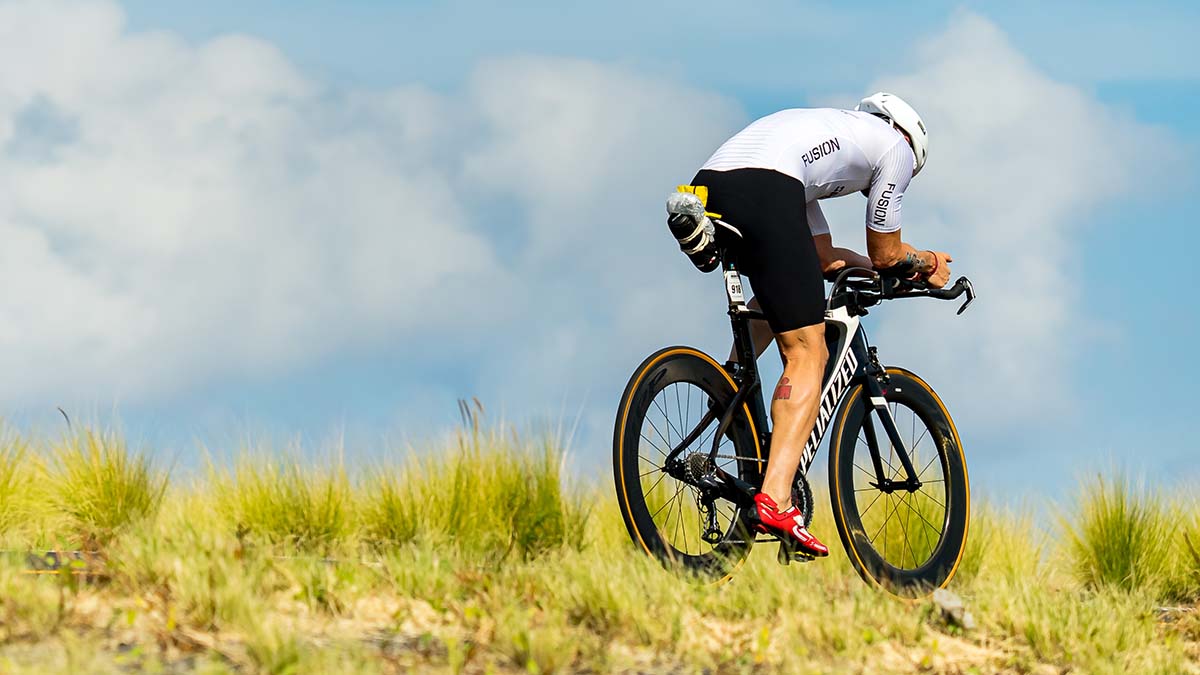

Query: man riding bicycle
[{"left": 666, "top": 93, "right": 952, "bottom": 558}]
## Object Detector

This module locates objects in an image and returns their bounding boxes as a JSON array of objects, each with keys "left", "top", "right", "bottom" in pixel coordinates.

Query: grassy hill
[{"left": 0, "top": 424, "right": 1195, "bottom": 674}]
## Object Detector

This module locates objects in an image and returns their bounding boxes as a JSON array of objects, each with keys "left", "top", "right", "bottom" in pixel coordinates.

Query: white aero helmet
[{"left": 856, "top": 92, "right": 928, "bottom": 176}]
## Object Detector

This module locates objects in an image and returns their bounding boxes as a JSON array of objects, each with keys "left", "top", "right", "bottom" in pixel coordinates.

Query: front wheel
[{"left": 829, "top": 368, "right": 970, "bottom": 597}]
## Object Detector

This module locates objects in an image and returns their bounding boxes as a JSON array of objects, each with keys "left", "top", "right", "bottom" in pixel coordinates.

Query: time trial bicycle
[{"left": 612, "top": 237, "right": 976, "bottom": 597}]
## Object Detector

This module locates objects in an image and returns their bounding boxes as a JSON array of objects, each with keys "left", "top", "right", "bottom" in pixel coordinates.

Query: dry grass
[{"left": 0, "top": 422, "right": 1192, "bottom": 674}]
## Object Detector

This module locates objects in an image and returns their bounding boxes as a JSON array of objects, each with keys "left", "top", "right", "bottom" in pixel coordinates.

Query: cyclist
[{"left": 668, "top": 93, "right": 952, "bottom": 558}]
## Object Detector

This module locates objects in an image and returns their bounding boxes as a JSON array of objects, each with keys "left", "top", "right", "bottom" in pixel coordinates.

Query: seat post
[
  {"left": 721, "top": 248, "right": 747, "bottom": 313},
  {"left": 721, "top": 248, "right": 757, "bottom": 371}
]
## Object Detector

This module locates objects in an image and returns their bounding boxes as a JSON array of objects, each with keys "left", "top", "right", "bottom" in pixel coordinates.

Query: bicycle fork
[{"left": 858, "top": 349, "right": 924, "bottom": 492}]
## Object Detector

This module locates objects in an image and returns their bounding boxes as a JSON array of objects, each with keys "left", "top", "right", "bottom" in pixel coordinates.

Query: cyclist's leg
[
  {"left": 749, "top": 236, "right": 829, "bottom": 556},
  {"left": 760, "top": 324, "right": 826, "bottom": 507},
  {"left": 746, "top": 234, "right": 828, "bottom": 509},
  {"left": 692, "top": 169, "right": 829, "bottom": 555}
]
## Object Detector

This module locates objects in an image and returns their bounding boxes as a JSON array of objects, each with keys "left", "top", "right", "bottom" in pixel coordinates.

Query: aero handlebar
[{"left": 827, "top": 267, "right": 977, "bottom": 316}]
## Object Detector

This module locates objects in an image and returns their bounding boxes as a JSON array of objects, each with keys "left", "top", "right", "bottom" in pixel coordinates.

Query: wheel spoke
[
  {"left": 854, "top": 462, "right": 878, "bottom": 482},
  {"left": 638, "top": 433, "right": 669, "bottom": 461},
  {"left": 896, "top": 492, "right": 917, "bottom": 568},
  {"left": 696, "top": 424, "right": 716, "bottom": 453},
  {"left": 870, "top": 492, "right": 903, "bottom": 545},
  {"left": 917, "top": 487, "right": 946, "bottom": 511},
  {"left": 916, "top": 452, "right": 940, "bottom": 481},
  {"left": 651, "top": 482, "right": 686, "bottom": 521},
  {"left": 912, "top": 426, "right": 930, "bottom": 453},
  {"left": 880, "top": 495, "right": 894, "bottom": 560},
  {"left": 858, "top": 487, "right": 886, "bottom": 519},
  {"left": 651, "top": 397, "right": 681, "bottom": 445},
  {"left": 641, "top": 470, "right": 669, "bottom": 500},
  {"left": 673, "top": 487, "right": 686, "bottom": 552},
  {"left": 643, "top": 414, "right": 672, "bottom": 455},
  {"left": 673, "top": 384, "right": 685, "bottom": 448},
  {"left": 905, "top": 495, "right": 945, "bottom": 538}
]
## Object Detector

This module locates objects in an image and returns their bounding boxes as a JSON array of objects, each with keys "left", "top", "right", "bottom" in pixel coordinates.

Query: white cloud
[
  {"left": 0, "top": 0, "right": 744, "bottom": 410},
  {"left": 459, "top": 56, "right": 747, "bottom": 414},
  {"left": 0, "top": 0, "right": 517, "bottom": 400},
  {"left": 820, "top": 12, "right": 1181, "bottom": 430}
]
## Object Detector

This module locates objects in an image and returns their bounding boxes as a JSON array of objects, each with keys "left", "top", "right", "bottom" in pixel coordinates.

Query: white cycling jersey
[{"left": 700, "top": 108, "right": 916, "bottom": 235}]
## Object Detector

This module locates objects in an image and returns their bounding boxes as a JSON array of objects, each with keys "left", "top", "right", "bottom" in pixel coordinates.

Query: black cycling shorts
[{"left": 692, "top": 168, "right": 824, "bottom": 332}]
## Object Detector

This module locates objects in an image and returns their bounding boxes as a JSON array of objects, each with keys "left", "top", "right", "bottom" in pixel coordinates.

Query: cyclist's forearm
[
  {"left": 829, "top": 247, "right": 873, "bottom": 271},
  {"left": 866, "top": 230, "right": 934, "bottom": 272},
  {"left": 813, "top": 234, "right": 872, "bottom": 272}
]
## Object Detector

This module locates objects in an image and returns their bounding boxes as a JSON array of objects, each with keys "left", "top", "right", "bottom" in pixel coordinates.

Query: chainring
[{"left": 791, "top": 469, "right": 814, "bottom": 528}]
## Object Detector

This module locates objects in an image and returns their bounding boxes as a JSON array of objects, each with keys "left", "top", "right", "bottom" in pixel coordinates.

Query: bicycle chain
[{"left": 711, "top": 454, "right": 767, "bottom": 464}]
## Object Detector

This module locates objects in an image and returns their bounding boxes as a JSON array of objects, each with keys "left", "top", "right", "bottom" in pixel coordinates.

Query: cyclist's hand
[{"left": 926, "top": 251, "right": 953, "bottom": 288}]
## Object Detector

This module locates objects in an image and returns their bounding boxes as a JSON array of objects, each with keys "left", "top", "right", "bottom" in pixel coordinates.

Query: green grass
[
  {"left": 0, "top": 423, "right": 1192, "bottom": 674},
  {"left": 1181, "top": 500, "right": 1200, "bottom": 599},
  {"left": 359, "top": 426, "right": 589, "bottom": 561},
  {"left": 1065, "top": 471, "right": 1179, "bottom": 595},
  {"left": 210, "top": 449, "right": 354, "bottom": 552},
  {"left": 46, "top": 430, "right": 167, "bottom": 548},
  {"left": 0, "top": 429, "right": 30, "bottom": 540}
]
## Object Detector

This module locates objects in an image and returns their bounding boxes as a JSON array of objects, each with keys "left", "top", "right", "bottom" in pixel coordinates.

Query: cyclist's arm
[
  {"left": 814, "top": 234, "right": 873, "bottom": 274},
  {"left": 808, "top": 201, "right": 872, "bottom": 273},
  {"left": 866, "top": 231, "right": 936, "bottom": 273},
  {"left": 862, "top": 141, "right": 933, "bottom": 270}
]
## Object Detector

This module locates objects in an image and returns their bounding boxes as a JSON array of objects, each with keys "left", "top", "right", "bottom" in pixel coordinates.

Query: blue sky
[{"left": 1, "top": 1, "right": 1195, "bottom": 501}]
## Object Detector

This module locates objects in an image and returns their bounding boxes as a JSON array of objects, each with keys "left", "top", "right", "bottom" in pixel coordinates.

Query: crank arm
[{"left": 696, "top": 466, "right": 758, "bottom": 510}]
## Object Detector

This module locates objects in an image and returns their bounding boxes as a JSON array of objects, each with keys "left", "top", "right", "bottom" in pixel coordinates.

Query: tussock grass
[
  {"left": 361, "top": 426, "right": 589, "bottom": 560},
  {"left": 957, "top": 504, "right": 1048, "bottom": 587},
  {"left": 358, "top": 467, "right": 420, "bottom": 549},
  {"left": 0, "top": 429, "right": 30, "bottom": 539},
  {"left": 1065, "top": 471, "right": 1177, "bottom": 595},
  {"left": 1175, "top": 495, "right": 1200, "bottom": 600},
  {"left": 211, "top": 450, "right": 354, "bottom": 553},
  {"left": 46, "top": 431, "right": 167, "bottom": 547}
]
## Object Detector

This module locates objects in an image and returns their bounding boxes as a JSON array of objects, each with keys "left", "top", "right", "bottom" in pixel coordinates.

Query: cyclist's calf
[
  {"left": 777, "top": 324, "right": 828, "bottom": 368},
  {"left": 761, "top": 324, "right": 828, "bottom": 506},
  {"left": 774, "top": 324, "right": 828, "bottom": 416}
]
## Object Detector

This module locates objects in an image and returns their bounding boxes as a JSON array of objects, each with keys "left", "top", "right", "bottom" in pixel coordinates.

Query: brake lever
[{"left": 956, "top": 277, "right": 976, "bottom": 315}]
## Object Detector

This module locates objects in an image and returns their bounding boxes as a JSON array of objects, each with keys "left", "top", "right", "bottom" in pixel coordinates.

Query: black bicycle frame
[{"left": 662, "top": 247, "right": 925, "bottom": 502}]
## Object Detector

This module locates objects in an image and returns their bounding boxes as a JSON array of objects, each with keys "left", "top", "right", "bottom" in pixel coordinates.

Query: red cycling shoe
[{"left": 753, "top": 493, "right": 829, "bottom": 558}]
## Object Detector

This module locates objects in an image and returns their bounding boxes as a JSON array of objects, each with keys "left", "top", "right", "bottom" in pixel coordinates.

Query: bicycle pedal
[{"left": 776, "top": 541, "right": 816, "bottom": 566}]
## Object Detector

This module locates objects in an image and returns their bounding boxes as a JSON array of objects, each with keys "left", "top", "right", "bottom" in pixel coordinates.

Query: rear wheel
[
  {"left": 613, "top": 347, "right": 763, "bottom": 579},
  {"left": 829, "top": 368, "right": 970, "bottom": 597}
]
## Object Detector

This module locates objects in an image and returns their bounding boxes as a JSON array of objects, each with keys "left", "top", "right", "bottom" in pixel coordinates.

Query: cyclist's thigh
[{"left": 693, "top": 169, "right": 824, "bottom": 334}]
